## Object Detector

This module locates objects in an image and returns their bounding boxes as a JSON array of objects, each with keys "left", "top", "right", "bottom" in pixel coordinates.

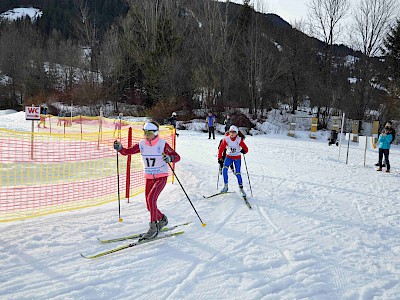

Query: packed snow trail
[{"left": 1, "top": 113, "right": 400, "bottom": 299}]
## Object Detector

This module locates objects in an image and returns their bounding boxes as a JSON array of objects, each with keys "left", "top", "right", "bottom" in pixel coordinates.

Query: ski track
[{"left": 1, "top": 125, "right": 400, "bottom": 299}]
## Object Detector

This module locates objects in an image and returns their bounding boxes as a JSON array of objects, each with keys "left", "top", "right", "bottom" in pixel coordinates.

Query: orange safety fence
[{"left": 0, "top": 115, "right": 176, "bottom": 222}]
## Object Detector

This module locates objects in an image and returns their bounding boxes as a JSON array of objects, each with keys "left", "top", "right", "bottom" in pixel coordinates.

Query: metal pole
[
  {"left": 243, "top": 154, "right": 253, "bottom": 197},
  {"left": 116, "top": 151, "right": 123, "bottom": 222},
  {"left": 164, "top": 154, "right": 206, "bottom": 227},
  {"left": 217, "top": 166, "right": 220, "bottom": 190},
  {"left": 364, "top": 136, "right": 368, "bottom": 166},
  {"left": 338, "top": 112, "right": 345, "bottom": 160},
  {"left": 70, "top": 102, "right": 73, "bottom": 126},
  {"left": 346, "top": 133, "right": 351, "bottom": 165}
]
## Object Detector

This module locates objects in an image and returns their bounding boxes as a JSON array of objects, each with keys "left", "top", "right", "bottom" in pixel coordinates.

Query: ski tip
[
  {"left": 80, "top": 253, "right": 87, "bottom": 258},
  {"left": 97, "top": 237, "right": 108, "bottom": 244}
]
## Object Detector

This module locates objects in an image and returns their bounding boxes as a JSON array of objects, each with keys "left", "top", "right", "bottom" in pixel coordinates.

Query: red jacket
[{"left": 218, "top": 134, "right": 248, "bottom": 160}]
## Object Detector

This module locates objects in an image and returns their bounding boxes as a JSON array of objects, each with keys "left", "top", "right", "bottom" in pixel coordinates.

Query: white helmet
[
  {"left": 143, "top": 122, "right": 159, "bottom": 135},
  {"left": 172, "top": 112, "right": 177, "bottom": 116},
  {"left": 229, "top": 125, "right": 238, "bottom": 133}
]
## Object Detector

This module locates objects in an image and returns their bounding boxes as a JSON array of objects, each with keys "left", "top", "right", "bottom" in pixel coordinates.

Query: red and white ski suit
[{"left": 119, "top": 136, "right": 180, "bottom": 222}]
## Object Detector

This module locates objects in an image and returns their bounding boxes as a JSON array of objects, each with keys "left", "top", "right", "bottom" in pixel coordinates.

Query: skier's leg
[
  {"left": 145, "top": 177, "right": 167, "bottom": 222},
  {"left": 233, "top": 159, "right": 243, "bottom": 186}
]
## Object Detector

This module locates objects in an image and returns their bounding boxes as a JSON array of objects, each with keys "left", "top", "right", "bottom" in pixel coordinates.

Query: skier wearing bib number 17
[
  {"left": 113, "top": 121, "right": 180, "bottom": 241},
  {"left": 217, "top": 125, "right": 248, "bottom": 197}
]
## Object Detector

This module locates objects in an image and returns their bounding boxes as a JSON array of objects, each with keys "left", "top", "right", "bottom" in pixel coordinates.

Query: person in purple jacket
[{"left": 376, "top": 126, "right": 393, "bottom": 173}]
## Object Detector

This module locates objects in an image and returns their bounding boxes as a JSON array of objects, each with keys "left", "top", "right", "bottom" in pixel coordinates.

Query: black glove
[
  {"left": 113, "top": 141, "right": 122, "bottom": 151},
  {"left": 163, "top": 154, "right": 173, "bottom": 163},
  {"left": 218, "top": 158, "right": 224, "bottom": 168},
  {"left": 240, "top": 149, "right": 247, "bottom": 154}
]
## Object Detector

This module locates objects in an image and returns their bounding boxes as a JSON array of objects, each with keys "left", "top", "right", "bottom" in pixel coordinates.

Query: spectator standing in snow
[
  {"left": 375, "top": 121, "right": 396, "bottom": 167},
  {"left": 57, "top": 111, "right": 64, "bottom": 126},
  {"left": 224, "top": 114, "right": 232, "bottom": 133},
  {"left": 218, "top": 125, "right": 248, "bottom": 196},
  {"left": 37, "top": 106, "right": 48, "bottom": 128},
  {"left": 113, "top": 113, "right": 123, "bottom": 138},
  {"left": 113, "top": 121, "right": 180, "bottom": 241},
  {"left": 376, "top": 125, "right": 393, "bottom": 173},
  {"left": 205, "top": 112, "right": 216, "bottom": 139},
  {"left": 167, "top": 112, "right": 179, "bottom": 137}
]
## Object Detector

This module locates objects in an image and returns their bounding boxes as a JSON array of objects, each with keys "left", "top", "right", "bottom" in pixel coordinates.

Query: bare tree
[
  {"left": 349, "top": 0, "right": 398, "bottom": 119},
  {"left": 306, "top": 0, "right": 350, "bottom": 126},
  {"left": 73, "top": 0, "right": 99, "bottom": 73},
  {"left": 307, "top": 0, "right": 350, "bottom": 45},
  {"left": 191, "top": 0, "right": 240, "bottom": 109},
  {"left": 352, "top": 0, "right": 398, "bottom": 57}
]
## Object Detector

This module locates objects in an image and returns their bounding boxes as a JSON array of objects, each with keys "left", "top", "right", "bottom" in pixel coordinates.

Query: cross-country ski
[
  {"left": 82, "top": 231, "right": 184, "bottom": 259},
  {"left": 97, "top": 222, "right": 191, "bottom": 244}
]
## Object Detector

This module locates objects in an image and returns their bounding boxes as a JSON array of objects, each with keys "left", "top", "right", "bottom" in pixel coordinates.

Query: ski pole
[
  {"left": 243, "top": 154, "right": 253, "bottom": 197},
  {"left": 217, "top": 165, "right": 221, "bottom": 190},
  {"left": 163, "top": 154, "right": 206, "bottom": 227},
  {"left": 116, "top": 151, "right": 123, "bottom": 222}
]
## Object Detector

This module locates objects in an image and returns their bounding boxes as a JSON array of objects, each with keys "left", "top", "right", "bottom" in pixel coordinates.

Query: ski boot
[
  {"left": 221, "top": 184, "right": 228, "bottom": 193},
  {"left": 239, "top": 185, "right": 246, "bottom": 197},
  {"left": 157, "top": 214, "right": 168, "bottom": 231},
  {"left": 139, "top": 221, "right": 158, "bottom": 241}
]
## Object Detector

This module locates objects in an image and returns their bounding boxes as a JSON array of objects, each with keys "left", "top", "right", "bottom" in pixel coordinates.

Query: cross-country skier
[
  {"left": 113, "top": 121, "right": 180, "bottom": 241},
  {"left": 217, "top": 125, "right": 248, "bottom": 196}
]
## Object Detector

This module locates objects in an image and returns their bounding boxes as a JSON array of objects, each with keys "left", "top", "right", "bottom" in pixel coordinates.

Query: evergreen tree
[
  {"left": 383, "top": 19, "right": 400, "bottom": 81},
  {"left": 382, "top": 19, "right": 400, "bottom": 120}
]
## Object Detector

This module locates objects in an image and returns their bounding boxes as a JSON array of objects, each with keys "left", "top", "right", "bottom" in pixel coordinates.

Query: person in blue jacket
[
  {"left": 377, "top": 126, "right": 393, "bottom": 173},
  {"left": 205, "top": 112, "right": 216, "bottom": 139}
]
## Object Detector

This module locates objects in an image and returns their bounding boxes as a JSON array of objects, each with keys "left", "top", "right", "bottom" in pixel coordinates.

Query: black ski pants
[
  {"left": 208, "top": 127, "right": 215, "bottom": 139},
  {"left": 378, "top": 148, "right": 390, "bottom": 170}
]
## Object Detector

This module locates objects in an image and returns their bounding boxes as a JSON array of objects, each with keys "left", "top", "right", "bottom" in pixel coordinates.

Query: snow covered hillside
[
  {"left": 0, "top": 110, "right": 399, "bottom": 299},
  {"left": 0, "top": 7, "right": 42, "bottom": 22}
]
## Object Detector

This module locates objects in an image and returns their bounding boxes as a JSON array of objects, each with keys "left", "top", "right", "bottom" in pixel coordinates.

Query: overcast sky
[{"left": 227, "top": 0, "right": 310, "bottom": 24}]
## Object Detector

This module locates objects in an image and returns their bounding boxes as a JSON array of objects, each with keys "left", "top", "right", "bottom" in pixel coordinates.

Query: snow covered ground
[{"left": 1, "top": 110, "right": 399, "bottom": 299}]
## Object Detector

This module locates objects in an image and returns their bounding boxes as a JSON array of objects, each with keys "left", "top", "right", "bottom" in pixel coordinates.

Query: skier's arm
[
  {"left": 239, "top": 140, "right": 248, "bottom": 154},
  {"left": 119, "top": 143, "right": 140, "bottom": 156},
  {"left": 218, "top": 139, "right": 227, "bottom": 159},
  {"left": 164, "top": 143, "right": 180, "bottom": 163}
]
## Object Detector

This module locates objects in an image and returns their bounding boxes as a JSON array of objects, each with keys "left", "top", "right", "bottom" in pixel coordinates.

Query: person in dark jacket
[
  {"left": 224, "top": 114, "right": 232, "bottom": 133},
  {"left": 167, "top": 112, "right": 179, "bottom": 137}
]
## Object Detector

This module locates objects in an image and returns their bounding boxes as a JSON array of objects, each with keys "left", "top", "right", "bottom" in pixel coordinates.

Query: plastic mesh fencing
[{"left": 0, "top": 115, "right": 176, "bottom": 222}]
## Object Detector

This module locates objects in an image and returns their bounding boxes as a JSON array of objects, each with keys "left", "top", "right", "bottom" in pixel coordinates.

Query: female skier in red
[
  {"left": 217, "top": 125, "right": 248, "bottom": 196},
  {"left": 114, "top": 121, "right": 180, "bottom": 241}
]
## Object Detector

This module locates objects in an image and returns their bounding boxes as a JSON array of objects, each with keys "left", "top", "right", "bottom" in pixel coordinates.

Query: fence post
[{"left": 125, "top": 127, "right": 132, "bottom": 202}]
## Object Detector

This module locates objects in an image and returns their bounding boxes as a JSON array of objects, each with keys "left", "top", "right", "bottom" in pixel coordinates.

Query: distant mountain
[
  {"left": 264, "top": 13, "right": 292, "bottom": 29},
  {"left": 0, "top": 0, "right": 360, "bottom": 58}
]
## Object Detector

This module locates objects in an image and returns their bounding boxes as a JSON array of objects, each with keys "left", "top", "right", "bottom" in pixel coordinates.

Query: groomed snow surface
[{"left": 0, "top": 110, "right": 399, "bottom": 299}]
